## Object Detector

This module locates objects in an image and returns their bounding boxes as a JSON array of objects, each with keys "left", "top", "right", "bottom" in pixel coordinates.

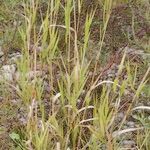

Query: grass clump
[{"left": 0, "top": 0, "right": 150, "bottom": 149}]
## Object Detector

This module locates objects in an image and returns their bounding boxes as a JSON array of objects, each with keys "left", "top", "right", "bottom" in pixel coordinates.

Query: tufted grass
[{"left": 0, "top": 0, "right": 150, "bottom": 149}]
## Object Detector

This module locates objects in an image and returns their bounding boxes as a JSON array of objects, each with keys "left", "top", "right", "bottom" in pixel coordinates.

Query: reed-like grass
[{"left": 0, "top": 0, "right": 150, "bottom": 149}]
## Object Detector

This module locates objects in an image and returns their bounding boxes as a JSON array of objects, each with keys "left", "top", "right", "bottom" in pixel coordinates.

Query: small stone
[
  {"left": 126, "top": 121, "right": 135, "bottom": 128},
  {"left": 9, "top": 52, "right": 22, "bottom": 63},
  {"left": 26, "top": 70, "right": 43, "bottom": 79},
  {"left": 108, "top": 73, "right": 115, "bottom": 77},
  {"left": 2, "top": 64, "right": 16, "bottom": 73},
  {"left": 118, "top": 112, "right": 124, "bottom": 119},
  {"left": 0, "top": 64, "right": 16, "bottom": 81},
  {"left": 77, "top": 99, "right": 81, "bottom": 104},
  {"left": 18, "top": 117, "right": 27, "bottom": 125},
  {"left": 81, "top": 89, "right": 86, "bottom": 95},
  {"left": 124, "top": 89, "right": 130, "bottom": 95},
  {"left": 106, "top": 69, "right": 112, "bottom": 75},
  {"left": 123, "top": 75, "right": 128, "bottom": 79},
  {"left": 121, "top": 140, "right": 135, "bottom": 148},
  {"left": 11, "top": 99, "right": 19, "bottom": 104},
  {"left": 88, "top": 71, "right": 93, "bottom": 76},
  {"left": 44, "top": 81, "right": 51, "bottom": 92}
]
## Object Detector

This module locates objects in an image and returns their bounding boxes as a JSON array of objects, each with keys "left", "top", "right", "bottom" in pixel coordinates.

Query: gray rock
[
  {"left": 43, "top": 81, "right": 51, "bottom": 92},
  {"left": 118, "top": 112, "right": 124, "bottom": 120},
  {"left": 121, "top": 140, "right": 136, "bottom": 148},
  {"left": 126, "top": 121, "right": 135, "bottom": 128},
  {"left": 88, "top": 71, "right": 93, "bottom": 76},
  {"left": 9, "top": 52, "right": 22, "bottom": 64},
  {"left": 0, "top": 64, "right": 16, "bottom": 81},
  {"left": 18, "top": 117, "right": 27, "bottom": 125},
  {"left": 108, "top": 73, "right": 115, "bottom": 77}
]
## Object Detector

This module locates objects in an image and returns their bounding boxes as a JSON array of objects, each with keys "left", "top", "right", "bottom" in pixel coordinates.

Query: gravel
[
  {"left": 0, "top": 64, "right": 16, "bottom": 81},
  {"left": 126, "top": 121, "right": 135, "bottom": 128},
  {"left": 0, "top": 45, "right": 149, "bottom": 148},
  {"left": 121, "top": 140, "right": 136, "bottom": 148},
  {"left": 117, "top": 112, "right": 125, "bottom": 120}
]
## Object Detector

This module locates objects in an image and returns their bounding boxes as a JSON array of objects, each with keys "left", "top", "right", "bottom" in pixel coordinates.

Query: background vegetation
[{"left": 0, "top": 0, "right": 150, "bottom": 149}]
